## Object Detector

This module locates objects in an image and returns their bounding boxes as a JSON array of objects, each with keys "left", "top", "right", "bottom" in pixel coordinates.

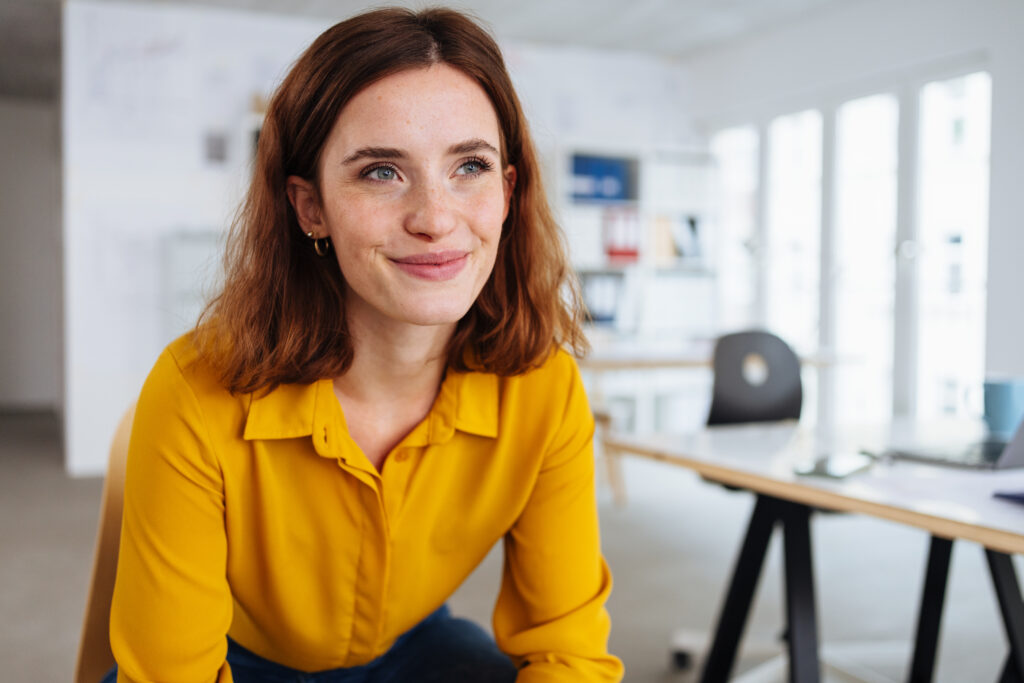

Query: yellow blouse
[{"left": 110, "top": 335, "right": 623, "bottom": 682}]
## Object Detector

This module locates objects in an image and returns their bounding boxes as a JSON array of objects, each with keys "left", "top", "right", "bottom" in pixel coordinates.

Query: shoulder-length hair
[{"left": 195, "top": 6, "right": 587, "bottom": 394}]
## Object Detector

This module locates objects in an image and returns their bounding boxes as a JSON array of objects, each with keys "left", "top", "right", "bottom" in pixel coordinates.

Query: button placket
[
  {"left": 348, "top": 484, "right": 389, "bottom": 663},
  {"left": 381, "top": 447, "right": 415, "bottom": 529}
]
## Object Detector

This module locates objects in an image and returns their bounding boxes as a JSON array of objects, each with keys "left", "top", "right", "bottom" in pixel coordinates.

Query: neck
[
  {"left": 332, "top": 311, "right": 457, "bottom": 468},
  {"left": 334, "top": 311, "right": 455, "bottom": 405}
]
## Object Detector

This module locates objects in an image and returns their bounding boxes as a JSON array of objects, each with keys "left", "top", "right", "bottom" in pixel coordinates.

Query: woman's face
[{"left": 289, "top": 64, "right": 515, "bottom": 335}]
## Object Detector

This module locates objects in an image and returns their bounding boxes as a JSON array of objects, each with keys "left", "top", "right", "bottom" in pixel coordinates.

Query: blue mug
[{"left": 984, "top": 378, "right": 1024, "bottom": 440}]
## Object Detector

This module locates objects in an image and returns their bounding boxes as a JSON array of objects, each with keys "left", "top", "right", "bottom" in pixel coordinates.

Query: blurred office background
[{"left": 2, "top": 0, "right": 1023, "bottom": 680}]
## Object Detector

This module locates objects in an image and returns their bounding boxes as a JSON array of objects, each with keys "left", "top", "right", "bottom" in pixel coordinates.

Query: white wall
[
  {"left": 62, "top": 1, "right": 692, "bottom": 475},
  {"left": 63, "top": 1, "right": 329, "bottom": 475},
  {"left": 676, "top": 0, "right": 1024, "bottom": 377},
  {"left": 0, "top": 98, "right": 62, "bottom": 410},
  {"left": 504, "top": 42, "right": 696, "bottom": 152}
]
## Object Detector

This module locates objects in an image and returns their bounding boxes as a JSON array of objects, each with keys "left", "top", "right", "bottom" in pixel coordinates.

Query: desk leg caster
[
  {"left": 669, "top": 628, "right": 708, "bottom": 673},
  {"left": 668, "top": 627, "right": 784, "bottom": 676},
  {"left": 672, "top": 649, "right": 694, "bottom": 671}
]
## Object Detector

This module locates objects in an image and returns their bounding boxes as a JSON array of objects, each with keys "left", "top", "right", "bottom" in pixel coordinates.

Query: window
[
  {"left": 765, "top": 110, "right": 822, "bottom": 355},
  {"left": 832, "top": 94, "right": 899, "bottom": 422},
  {"left": 915, "top": 71, "right": 992, "bottom": 417},
  {"left": 709, "top": 68, "right": 992, "bottom": 424}
]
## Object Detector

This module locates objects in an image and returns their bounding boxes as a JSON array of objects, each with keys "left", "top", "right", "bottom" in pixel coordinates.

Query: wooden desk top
[
  {"left": 578, "top": 344, "right": 840, "bottom": 372},
  {"left": 604, "top": 421, "right": 1024, "bottom": 555}
]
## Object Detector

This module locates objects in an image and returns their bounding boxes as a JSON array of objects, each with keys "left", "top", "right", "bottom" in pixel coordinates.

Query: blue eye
[
  {"left": 365, "top": 165, "right": 397, "bottom": 181},
  {"left": 457, "top": 158, "right": 493, "bottom": 176}
]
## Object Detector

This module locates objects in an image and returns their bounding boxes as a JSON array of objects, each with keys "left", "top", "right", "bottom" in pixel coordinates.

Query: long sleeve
[
  {"left": 493, "top": 357, "right": 624, "bottom": 682},
  {"left": 109, "top": 349, "right": 234, "bottom": 683}
]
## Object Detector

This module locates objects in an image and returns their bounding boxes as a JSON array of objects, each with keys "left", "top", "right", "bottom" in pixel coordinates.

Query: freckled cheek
[
  {"left": 463, "top": 195, "right": 508, "bottom": 241},
  {"left": 326, "top": 204, "right": 397, "bottom": 251}
]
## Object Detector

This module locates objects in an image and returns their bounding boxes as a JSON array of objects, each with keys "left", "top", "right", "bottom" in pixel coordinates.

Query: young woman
[{"left": 106, "top": 7, "right": 622, "bottom": 682}]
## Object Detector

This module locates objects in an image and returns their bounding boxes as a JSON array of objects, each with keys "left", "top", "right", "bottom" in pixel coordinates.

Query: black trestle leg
[
  {"left": 999, "top": 655, "right": 1023, "bottom": 683},
  {"left": 780, "top": 501, "right": 820, "bottom": 683},
  {"left": 907, "top": 535, "right": 953, "bottom": 683},
  {"left": 700, "top": 494, "right": 782, "bottom": 683},
  {"left": 987, "top": 550, "right": 1024, "bottom": 682}
]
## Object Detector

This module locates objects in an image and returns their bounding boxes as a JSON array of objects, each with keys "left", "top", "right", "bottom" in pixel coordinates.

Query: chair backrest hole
[{"left": 742, "top": 353, "right": 769, "bottom": 386}]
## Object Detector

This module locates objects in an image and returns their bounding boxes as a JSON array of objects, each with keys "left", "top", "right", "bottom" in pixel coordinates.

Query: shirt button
[{"left": 394, "top": 451, "right": 409, "bottom": 463}]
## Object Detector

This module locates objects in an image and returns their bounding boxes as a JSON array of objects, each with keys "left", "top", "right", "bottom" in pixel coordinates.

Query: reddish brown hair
[{"left": 195, "top": 7, "right": 586, "bottom": 393}]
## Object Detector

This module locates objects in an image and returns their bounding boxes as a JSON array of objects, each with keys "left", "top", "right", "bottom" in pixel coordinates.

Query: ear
[
  {"left": 501, "top": 165, "right": 517, "bottom": 221},
  {"left": 286, "top": 176, "right": 325, "bottom": 236}
]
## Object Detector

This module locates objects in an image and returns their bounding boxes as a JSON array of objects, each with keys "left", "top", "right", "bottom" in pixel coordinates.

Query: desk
[
  {"left": 604, "top": 422, "right": 1024, "bottom": 682},
  {"left": 580, "top": 343, "right": 840, "bottom": 505}
]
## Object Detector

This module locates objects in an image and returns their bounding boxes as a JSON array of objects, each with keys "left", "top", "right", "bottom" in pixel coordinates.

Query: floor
[{"left": 0, "top": 411, "right": 1014, "bottom": 681}]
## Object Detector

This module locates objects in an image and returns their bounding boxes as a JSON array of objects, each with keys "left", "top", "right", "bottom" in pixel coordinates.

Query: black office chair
[
  {"left": 706, "top": 330, "right": 802, "bottom": 427},
  {"left": 700, "top": 331, "right": 802, "bottom": 500}
]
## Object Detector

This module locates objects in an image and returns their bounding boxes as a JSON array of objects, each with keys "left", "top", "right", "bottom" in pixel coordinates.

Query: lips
[{"left": 390, "top": 250, "right": 469, "bottom": 281}]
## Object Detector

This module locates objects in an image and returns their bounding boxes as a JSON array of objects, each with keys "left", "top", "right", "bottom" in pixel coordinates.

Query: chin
[{"left": 396, "top": 299, "right": 476, "bottom": 328}]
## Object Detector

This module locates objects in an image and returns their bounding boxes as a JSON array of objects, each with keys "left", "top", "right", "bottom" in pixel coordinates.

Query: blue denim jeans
[{"left": 100, "top": 605, "right": 517, "bottom": 682}]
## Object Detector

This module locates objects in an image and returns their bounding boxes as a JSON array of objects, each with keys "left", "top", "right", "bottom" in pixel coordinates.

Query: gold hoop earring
[{"left": 313, "top": 236, "right": 331, "bottom": 257}]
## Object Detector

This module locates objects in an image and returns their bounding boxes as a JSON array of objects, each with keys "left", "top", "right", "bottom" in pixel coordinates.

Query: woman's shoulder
[
  {"left": 498, "top": 346, "right": 589, "bottom": 416},
  {"left": 490, "top": 348, "right": 593, "bottom": 461},
  {"left": 143, "top": 333, "right": 241, "bottom": 408},
  {"left": 133, "top": 335, "right": 251, "bottom": 454},
  {"left": 514, "top": 346, "right": 583, "bottom": 384}
]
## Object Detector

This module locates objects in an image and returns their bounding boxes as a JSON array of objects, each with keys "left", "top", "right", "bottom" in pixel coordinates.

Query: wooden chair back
[{"left": 74, "top": 404, "right": 135, "bottom": 683}]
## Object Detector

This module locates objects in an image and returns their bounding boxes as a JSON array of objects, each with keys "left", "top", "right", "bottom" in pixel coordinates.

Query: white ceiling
[{"left": 0, "top": 0, "right": 862, "bottom": 100}]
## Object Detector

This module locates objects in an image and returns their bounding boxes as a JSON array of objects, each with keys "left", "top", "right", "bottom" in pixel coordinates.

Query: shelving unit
[
  {"left": 549, "top": 144, "right": 720, "bottom": 439},
  {"left": 552, "top": 144, "right": 717, "bottom": 336}
]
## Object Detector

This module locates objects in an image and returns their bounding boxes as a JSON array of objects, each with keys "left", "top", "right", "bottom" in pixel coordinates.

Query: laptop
[{"left": 887, "top": 415, "right": 1024, "bottom": 470}]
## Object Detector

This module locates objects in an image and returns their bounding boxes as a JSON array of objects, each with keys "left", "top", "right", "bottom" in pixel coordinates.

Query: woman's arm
[
  {"left": 493, "top": 355, "right": 624, "bottom": 682},
  {"left": 109, "top": 348, "right": 234, "bottom": 682}
]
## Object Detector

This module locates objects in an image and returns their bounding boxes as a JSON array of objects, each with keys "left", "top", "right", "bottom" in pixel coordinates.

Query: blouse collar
[{"left": 241, "top": 367, "right": 499, "bottom": 452}]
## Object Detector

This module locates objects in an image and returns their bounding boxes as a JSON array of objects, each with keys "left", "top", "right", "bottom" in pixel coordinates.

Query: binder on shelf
[
  {"left": 602, "top": 207, "right": 640, "bottom": 263},
  {"left": 571, "top": 154, "right": 638, "bottom": 203},
  {"left": 579, "top": 270, "right": 624, "bottom": 325}
]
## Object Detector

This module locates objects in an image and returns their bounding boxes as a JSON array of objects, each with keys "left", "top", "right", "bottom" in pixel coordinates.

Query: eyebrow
[
  {"left": 341, "top": 147, "right": 406, "bottom": 164},
  {"left": 447, "top": 138, "right": 500, "bottom": 157},
  {"left": 340, "top": 139, "right": 500, "bottom": 165}
]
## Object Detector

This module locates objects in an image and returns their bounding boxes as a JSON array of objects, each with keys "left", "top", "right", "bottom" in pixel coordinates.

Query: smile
[{"left": 390, "top": 251, "right": 470, "bottom": 282}]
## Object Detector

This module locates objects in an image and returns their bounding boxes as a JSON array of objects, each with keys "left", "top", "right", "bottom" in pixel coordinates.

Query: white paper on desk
[{"left": 848, "top": 465, "right": 1024, "bottom": 523}]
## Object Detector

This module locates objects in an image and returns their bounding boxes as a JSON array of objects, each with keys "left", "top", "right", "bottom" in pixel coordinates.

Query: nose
[{"left": 403, "top": 181, "right": 457, "bottom": 240}]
